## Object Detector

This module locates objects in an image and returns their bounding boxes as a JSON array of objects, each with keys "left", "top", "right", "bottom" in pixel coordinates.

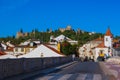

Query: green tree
[
  {"left": 20, "top": 28, "right": 23, "bottom": 33},
  {"left": 61, "top": 41, "right": 78, "bottom": 56},
  {"left": 61, "top": 41, "right": 72, "bottom": 55}
]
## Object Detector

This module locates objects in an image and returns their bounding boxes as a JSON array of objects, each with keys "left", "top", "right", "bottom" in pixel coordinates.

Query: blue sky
[{"left": 0, "top": 0, "right": 120, "bottom": 37}]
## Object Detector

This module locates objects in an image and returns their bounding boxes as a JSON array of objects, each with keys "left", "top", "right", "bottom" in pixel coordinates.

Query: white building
[
  {"left": 79, "top": 38, "right": 103, "bottom": 59},
  {"left": 50, "top": 34, "right": 78, "bottom": 45},
  {"left": 79, "top": 28, "right": 115, "bottom": 60},
  {"left": 18, "top": 44, "right": 64, "bottom": 58},
  {"left": 20, "top": 39, "right": 41, "bottom": 46},
  {"left": 14, "top": 42, "right": 37, "bottom": 56},
  {"left": 95, "top": 28, "right": 113, "bottom": 59},
  {"left": 0, "top": 54, "right": 16, "bottom": 59},
  {"left": 6, "top": 41, "right": 15, "bottom": 47},
  {"left": 54, "top": 34, "right": 71, "bottom": 42}
]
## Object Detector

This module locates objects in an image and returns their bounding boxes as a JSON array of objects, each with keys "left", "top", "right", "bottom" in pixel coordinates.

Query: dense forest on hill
[{"left": 0, "top": 28, "right": 104, "bottom": 46}]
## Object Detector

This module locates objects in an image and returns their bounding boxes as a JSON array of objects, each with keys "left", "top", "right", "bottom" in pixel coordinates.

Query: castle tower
[
  {"left": 66, "top": 25, "right": 72, "bottom": 30},
  {"left": 16, "top": 32, "right": 23, "bottom": 39}
]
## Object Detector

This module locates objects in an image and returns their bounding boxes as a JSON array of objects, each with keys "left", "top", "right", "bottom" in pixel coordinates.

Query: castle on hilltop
[
  {"left": 16, "top": 30, "right": 29, "bottom": 39},
  {"left": 59, "top": 25, "right": 72, "bottom": 32},
  {"left": 16, "top": 25, "right": 73, "bottom": 38},
  {"left": 16, "top": 25, "right": 85, "bottom": 39}
]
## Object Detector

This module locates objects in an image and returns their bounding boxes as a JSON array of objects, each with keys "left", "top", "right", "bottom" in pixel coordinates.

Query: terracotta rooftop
[
  {"left": 105, "top": 28, "right": 113, "bottom": 37},
  {"left": 97, "top": 42, "right": 107, "bottom": 48},
  {"left": 94, "top": 37, "right": 104, "bottom": 41},
  {"left": 0, "top": 51, "right": 6, "bottom": 56},
  {"left": 113, "top": 39, "right": 119, "bottom": 43},
  {"left": 44, "top": 44, "right": 64, "bottom": 55}
]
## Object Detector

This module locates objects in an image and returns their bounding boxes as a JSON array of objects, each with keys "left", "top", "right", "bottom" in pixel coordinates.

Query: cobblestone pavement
[{"left": 104, "top": 62, "right": 120, "bottom": 80}]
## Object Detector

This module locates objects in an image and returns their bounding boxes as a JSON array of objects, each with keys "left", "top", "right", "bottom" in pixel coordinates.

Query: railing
[{"left": 112, "top": 48, "right": 120, "bottom": 56}]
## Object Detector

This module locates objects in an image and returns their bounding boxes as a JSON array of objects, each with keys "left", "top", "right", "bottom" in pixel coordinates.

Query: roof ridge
[{"left": 43, "top": 44, "right": 64, "bottom": 55}]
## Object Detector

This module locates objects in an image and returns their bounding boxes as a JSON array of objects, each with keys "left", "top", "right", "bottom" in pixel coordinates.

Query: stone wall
[
  {"left": 0, "top": 56, "right": 72, "bottom": 79},
  {"left": 112, "top": 48, "right": 120, "bottom": 56}
]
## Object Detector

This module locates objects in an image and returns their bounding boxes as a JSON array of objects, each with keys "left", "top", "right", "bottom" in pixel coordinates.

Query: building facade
[{"left": 79, "top": 28, "right": 117, "bottom": 61}]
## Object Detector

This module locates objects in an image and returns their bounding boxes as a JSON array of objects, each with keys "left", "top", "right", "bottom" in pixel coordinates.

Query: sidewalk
[
  {"left": 104, "top": 62, "right": 120, "bottom": 80},
  {"left": 4, "top": 61, "right": 77, "bottom": 80}
]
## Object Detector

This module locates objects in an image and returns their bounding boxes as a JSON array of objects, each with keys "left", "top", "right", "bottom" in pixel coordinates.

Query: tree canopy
[{"left": 0, "top": 29, "right": 103, "bottom": 46}]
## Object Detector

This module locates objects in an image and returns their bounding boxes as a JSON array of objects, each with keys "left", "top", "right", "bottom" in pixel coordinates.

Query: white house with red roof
[
  {"left": 18, "top": 44, "right": 64, "bottom": 58},
  {"left": 13, "top": 41, "right": 37, "bottom": 56},
  {"left": 79, "top": 28, "right": 117, "bottom": 60},
  {"left": 54, "top": 34, "right": 72, "bottom": 42},
  {"left": 50, "top": 34, "right": 78, "bottom": 45},
  {"left": 95, "top": 28, "right": 113, "bottom": 59},
  {"left": 79, "top": 37, "right": 103, "bottom": 59}
]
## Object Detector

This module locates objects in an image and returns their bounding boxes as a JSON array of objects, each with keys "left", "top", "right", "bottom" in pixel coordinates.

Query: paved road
[{"left": 24, "top": 62, "right": 107, "bottom": 80}]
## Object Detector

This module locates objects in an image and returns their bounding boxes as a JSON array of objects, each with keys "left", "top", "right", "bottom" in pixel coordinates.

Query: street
[{"left": 24, "top": 62, "right": 108, "bottom": 80}]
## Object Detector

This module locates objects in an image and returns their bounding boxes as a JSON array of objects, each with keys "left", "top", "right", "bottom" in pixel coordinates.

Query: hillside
[{"left": 0, "top": 28, "right": 103, "bottom": 46}]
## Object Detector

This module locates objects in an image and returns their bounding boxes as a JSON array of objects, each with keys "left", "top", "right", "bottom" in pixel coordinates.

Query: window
[
  {"left": 100, "top": 50, "right": 103, "bottom": 53},
  {"left": 30, "top": 42, "right": 34, "bottom": 47},
  {"left": 106, "top": 38, "right": 108, "bottom": 41},
  {"left": 15, "top": 48, "right": 18, "bottom": 52},
  {"left": 21, "top": 48, "right": 24, "bottom": 52}
]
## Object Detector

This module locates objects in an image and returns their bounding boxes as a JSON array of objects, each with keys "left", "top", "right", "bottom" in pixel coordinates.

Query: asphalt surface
[{"left": 24, "top": 61, "right": 108, "bottom": 80}]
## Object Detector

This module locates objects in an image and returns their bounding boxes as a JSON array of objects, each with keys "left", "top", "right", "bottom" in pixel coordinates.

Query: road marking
[
  {"left": 34, "top": 73, "right": 102, "bottom": 80},
  {"left": 36, "top": 75, "right": 53, "bottom": 80},
  {"left": 67, "top": 73, "right": 79, "bottom": 80},
  {"left": 93, "top": 74, "right": 102, "bottom": 80},
  {"left": 58, "top": 74, "right": 72, "bottom": 80},
  {"left": 49, "top": 74, "right": 64, "bottom": 80},
  {"left": 76, "top": 73, "right": 87, "bottom": 80}
]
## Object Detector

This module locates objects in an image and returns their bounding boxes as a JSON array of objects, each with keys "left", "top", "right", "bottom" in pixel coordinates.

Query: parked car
[{"left": 97, "top": 56, "right": 105, "bottom": 61}]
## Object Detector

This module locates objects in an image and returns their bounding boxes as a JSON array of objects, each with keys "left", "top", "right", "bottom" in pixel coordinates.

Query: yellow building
[{"left": 57, "top": 42, "right": 61, "bottom": 52}]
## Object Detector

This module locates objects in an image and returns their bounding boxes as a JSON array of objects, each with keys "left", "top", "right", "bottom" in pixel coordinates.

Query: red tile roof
[
  {"left": 43, "top": 44, "right": 64, "bottom": 55},
  {"left": 15, "top": 45, "right": 37, "bottom": 48},
  {"left": 94, "top": 37, "right": 104, "bottom": 41},
  {"left": 0, "top": 51, "right": 6, "bottom": 55},
  {"left": 97, "top": 42, "right": 107, "bottom": 48},
  {"left": 105, "top": 28, "right": 113, "bottom": 37},
  {"left": 113, "top": 39, "right": 119, "bottom": 43}
]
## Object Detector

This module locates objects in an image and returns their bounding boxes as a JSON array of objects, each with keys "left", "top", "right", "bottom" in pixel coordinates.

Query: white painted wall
[
  {"left": 104, "top": 36, "right": 112, "bottom": 48},
  {"left": 95, "top": 48, "right": 108, "bottom": 60},
  {"left": 1, "top": 43, "right": 7, "bottom": 50},
  {"left": 78, "top": 41, "right": 102, "bottom": 58},
  {"left": 0, "top": 55, "right": 16, "bottom": 59},
  {"left": 18, "top": 44, "right": 64, "bottom": 58},
  {"left": 14, "top": 48, "right": 25, "bottom": 54}
]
